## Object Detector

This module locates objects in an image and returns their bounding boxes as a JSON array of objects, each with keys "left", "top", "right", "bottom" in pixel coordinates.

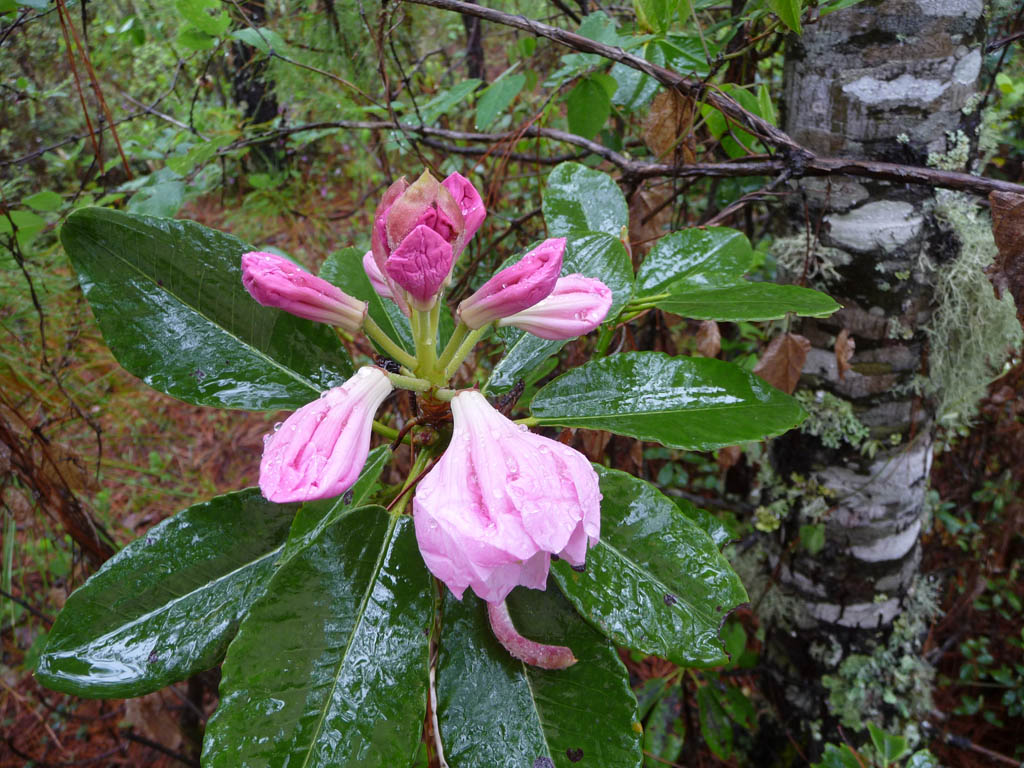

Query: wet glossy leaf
[
  {"left": 552, "top": 467, "right": 747, "bottom": 666},
  {"left": 36, "top": 489, "right": 297, "bottom": 698},
  {"left": 767, "top": 0, "right": 803, "bottom": 33},
  {"left": 812, "top": 743, "right": 864, "bottom": 768},
  {"left": 867, "top": 722, "right": 909, "bottom": 764},
  {"left": 320, "top": 246, "right": 414, "bottom": 354},
  {"left": 643, "top": 684, "right": 685, "bottom": 763},
  {"left": 635, "top": 228, "right": 751, "bottom": 297},
  {"left": 530, "top": 351, "right": 807, "bottom": 451},
  {"left": 279, "top": 445, "right": 391, "bottom": 563},
  {"left": 437, "top": 584, "right": 641, "bottom": 768},
  {"left": 656, "top": 283, "right": 839, "bottom": 321},
  {"left": 544, "top": 162, "right": 628, "bottom": 238},
  {"left": 204, "top": 507, "right": 431, "bottom": 768},
  {"left": 487, "top": 233, "right": 633, "bottom": 393},
  {"left": 61, "top": 208, "right": 352, "bottom": 410}
]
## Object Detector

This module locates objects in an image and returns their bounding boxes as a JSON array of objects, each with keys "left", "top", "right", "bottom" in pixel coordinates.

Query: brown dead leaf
[
  {"left": 643, "top": 90, "right": 696, "bottom": 164},
  {"left": 628, "top": 185, "right": 673, "bottom": 261},
  {"left": 835, "top": 328, "right": 854, "bottom": 380},
  {"left": 696, "top": 320, "right": 721, "bottom": 358},
  {"left": 717, "top": 445, "right": 742, "bottom": 471},
  {"left": 123, "top": 691, "right": 185, "bottom": 752},
  {"left": 753, "top": 333, "right": 811, "bottom": 394},
  {"left": 579, "top": 429, "right": 612, "bottom": 461},
  {"left": 987, "top": 191, "right": 1024, "bottom": 326}
]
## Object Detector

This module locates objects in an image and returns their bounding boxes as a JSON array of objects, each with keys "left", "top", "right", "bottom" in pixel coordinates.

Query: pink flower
[
  {"left": 457, "top": 238, "right": 565, "bottom": 330},
  {"left": 384, "top": 224, "right": 455, "bottom": 310},
  {"left": 259, "top": 366, "right": 392, "bottom": 503},
  {"left": 442, "top": 172, "right": 486, "bottom": 243},
  {"left": 370, "top": 171, "right": 468, "bottom": 311},
  {"left": 496, "top": 274, "right": 613, "bottom": 340},
  {"left": 362, "top": 250, "right": 396, "bottom": 302},
  {"left": 242, "top": 251, "right": 366, "bottom": 332},
  {"left": 413, "top": 390, "right": 600, "bottom": 604}
]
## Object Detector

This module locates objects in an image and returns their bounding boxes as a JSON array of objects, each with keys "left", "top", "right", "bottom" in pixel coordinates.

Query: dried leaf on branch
[
  {"left": 696, "top": 320, "right": 722, "bottom": 358},
  {"left": 987, "top": 190, "right": 1024, "bottom": 326},
  {"left": 835, "top": 328, "right": 854, "bottom": 380},
  {"left": 643, "top": 90, "right": 696, "bottom": 164},
  {"left": 753, "top": 333, "right": 811, "bottom": 394}
]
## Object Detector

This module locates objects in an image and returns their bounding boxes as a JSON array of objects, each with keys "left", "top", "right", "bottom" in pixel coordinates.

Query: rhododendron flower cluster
[{"left": 240, "top": 169, "right": 612, "bottom": 666}]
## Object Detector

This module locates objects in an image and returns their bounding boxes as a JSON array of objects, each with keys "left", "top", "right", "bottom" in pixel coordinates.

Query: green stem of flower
[
  {"left": 442, "top": 325, "right": 490, "bottom": 381},
  {"left": 436, "top": 321, "right": 470, "bottom": 374},
  {"left": 363, "top": 315, "right": 417, "bottom": 369},
  {"left": 387, "top": 372, "right": 433, "bottom": 392},
  {"left": 515, "top": 416, "right": 539, "bottom": 427},
  {"left": 389, "top": 449, "right": 434, "bottom": 516},
  {"left": 371, "top": 420, "right": 401, "bottom": 440}
]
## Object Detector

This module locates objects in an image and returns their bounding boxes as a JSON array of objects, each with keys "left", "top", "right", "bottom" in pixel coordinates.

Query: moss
[
  {"left": 927, "top": 129, "right": 972, "bottom": 171},
  {"left": 821, "top": 577, "right": 942, "bottom": 743},
  {"left": 924, "top": 191, "right": 1022, "bottom": 423}
]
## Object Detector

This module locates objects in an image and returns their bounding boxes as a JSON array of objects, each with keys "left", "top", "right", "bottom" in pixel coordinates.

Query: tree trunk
[{"left": 761, "top": 0, "right": 984, "bottom": 745}]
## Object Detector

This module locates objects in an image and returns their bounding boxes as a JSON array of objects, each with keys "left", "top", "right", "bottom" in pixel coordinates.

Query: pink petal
[
  {"left": 384, "top": 224, "right": 455, "bottom": 307},
  {"left": 496, "top": 274, "right": 613, "bottom": 340}
]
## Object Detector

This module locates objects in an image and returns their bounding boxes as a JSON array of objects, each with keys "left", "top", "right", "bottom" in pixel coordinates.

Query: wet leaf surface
[
  {"left": 437, "top": 583, "right": 641, "bottom": 768},
  {"left": 552, "top": 467, "right": 747, "bottom": 666},
  {"left": 203, "top": 506, "right": 431, "bottom": 768},
  {"left": 60, "top": 208, "right": 352, "bottom": 410},
  {"left": 36, "top": 489, "right": 298, "bottom": 698},
  {"left": 530, "top": 351, "right": 807, "bottom": 450},
  {"left": 543, "top": 162, "right": 628, "bottom": 238}
]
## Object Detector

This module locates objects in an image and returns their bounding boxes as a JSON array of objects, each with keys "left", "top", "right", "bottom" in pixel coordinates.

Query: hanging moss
[{"left": 924, "top": 191, "right": 1022, "bottom": 423}]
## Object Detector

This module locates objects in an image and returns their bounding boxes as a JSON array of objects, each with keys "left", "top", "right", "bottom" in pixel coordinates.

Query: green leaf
[
  {"left": 487, "top": 232, "right": 634, "bottom": 393},
  {"left": 204, "top": 507, "right": 431, "bottom": 767},
  {"left": 635, "top": 0, "right": 679, "bottom": 33},
  {"left": 18, "top": 0, "right": 47, "bottom": 8},
  {"left": 320, "top": 246, "right": 415, "bottom": 354},
  {"left": 280, "top": 445, "right": 391, "bottom": 563},
  {"left": 636, "top": 228, "right": 839, "bottom": 321},
  {"left": 656, "top": 283, "right": 840, "bottom": 321},
  {"left": 636, "top": 227, "right": 752, "bottom": 296},
  {"left": 766, "top": 0, "right": 803, "bottom": 33},
  {"left": 697, "top": 684, "right": 733, "bottom": 759},
  {"left": 419, "top": 79, "right": 482, "bottom": 124},
  {"left": 23, "top": 189, "right": 63, "bottom": 212},
  {"left": 552, "top": 467, "right": 747, "bottom": 666},
  {"left": 543, "top": 162, "right": 628, "bottom": 238},
  {"left": 811, "top": 744, "right": 866, "bottom": 768},
  {"left": 567, "top": 75, "right": 614, "bottom": 140},
  {"left": 643, "top": 684, "right": 685, "bottom": 763},
  {"left": 798, "top": 522, "right": 826, "bottom": 554},
  {"left": 474, "top": 72, "right": 526, "bottom": 130},
  {"left": 867, "top": 722, "right": 909, "bottom": 764},
  {"left": 437, "top": 584, "right": 641, "bottom": 768},
  {"left": 610, "top": 42, "right": 660, "bottom": 110},
  {"left": 175, "top": 0, "right": 229, "bottom": 36},
  {"left": 531, "top": 351, "right": 807, "bottom": 450},
  {"left": 126, "top": 180, "right": 184, "bottom": 217},
  {"left": 230, "top": 26, "right": 286, "bottom": 54},
  {"left": 61, "top": 208, "right": 352, "bottom": 410},
  {"left": 35, "top": 489, "right": 297, "bottom": 698},
  {"left": 650, "top": 35, "right": 715, "bottom": 78},
  {"left": 176, "top": 25, "right": 217, "bottom": 50}
]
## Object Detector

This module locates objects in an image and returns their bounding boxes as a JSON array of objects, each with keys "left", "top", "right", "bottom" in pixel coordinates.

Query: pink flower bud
[
  {"left": 242, "top": 251, "right": 366, "bottom": 332},
  {"left": 457, "top": 238, "right": 566, "bottom": 330},
  {"left": 384, "top": 224, "right": 455, "bottom": 310},
  {"left": 362, "top": 249, "right": 395, "bottom": 302},
  {"left": 259, "top": 367, "right": 393, "bottom": 503},
  {"left": 413, "top": 390, "right": 600, "bottom": 604},
  {"left": 369, "top": 171, "right": 467, "bottom": 312},
  {"left": 442, "top": 172, "right": 486, "bottom": 243},
  {"left": 496, "top": 274, "right": 613, "bottom": 340}
]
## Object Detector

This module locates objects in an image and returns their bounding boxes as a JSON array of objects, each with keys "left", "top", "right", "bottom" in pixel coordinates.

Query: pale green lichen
[
  {"left": 772, "top": 233, "right": 850, "bottom": 288},
  {"left": 821, "top": 577, "right": 942, "bottom": 743},
  {"left": 925, "top": 191, "right": 1022, "bottom": 422},
  {"left": 927, "top": 129, "right": 972, "bottom": 171},
  {"left": 795, "top": 390, "right": 870, "bottom": 450}
]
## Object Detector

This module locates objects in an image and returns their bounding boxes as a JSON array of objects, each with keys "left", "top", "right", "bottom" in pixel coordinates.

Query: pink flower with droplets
[
  {"left": 496, "top": 274, "right": 612, "bottom": 340},
  {"left": 259, "top": 366, "right": 392, "bottom": 503},
  {"left": 412, "top": 390, "right": 600, "bottom": 604}
]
